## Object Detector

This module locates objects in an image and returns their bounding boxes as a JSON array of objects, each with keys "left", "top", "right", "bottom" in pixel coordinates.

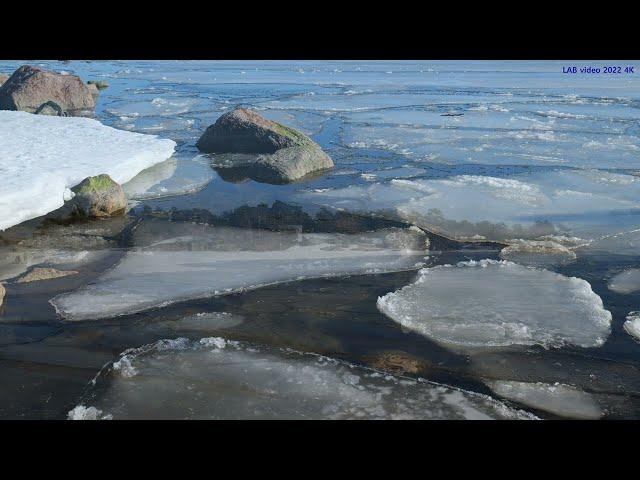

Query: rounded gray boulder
[
  {"left": 0, "top": 65, "right": 95, "bottom": 117},
  {"left": 197, "top": 108, "right": 333, "bottom": 183}
]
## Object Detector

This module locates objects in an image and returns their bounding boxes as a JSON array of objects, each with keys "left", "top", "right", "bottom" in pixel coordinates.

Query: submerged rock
[
  {"left": 197, "top": 108, "right": 333, "bottom": 183},
  {"left": 17, "top": 267, "right": 79, "bottom": 283},
  {"left": 0, "top": 65, "right": 95, "bottom": 117},
  {"left": 368, "top": 351, "right": 425, "bottom": 375},
  {"left": 69, "top": 174, "right": 126, "bottom": 218}
]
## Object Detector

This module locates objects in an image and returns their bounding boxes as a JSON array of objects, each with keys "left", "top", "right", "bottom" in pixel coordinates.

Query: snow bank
[
  {"left": 69, "top": 336, "right": 536, "bottom": 420},
  {"left": 0, "top": 111, "right": 176, "bottom": 230},
  {"left": 377, "top": 259, "right": 612, "bottom": 349}
]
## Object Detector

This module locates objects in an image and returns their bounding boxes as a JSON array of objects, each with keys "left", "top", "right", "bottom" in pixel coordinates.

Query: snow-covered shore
[{"left": 0, "top": 111, "right": 176, "bottom": 231}]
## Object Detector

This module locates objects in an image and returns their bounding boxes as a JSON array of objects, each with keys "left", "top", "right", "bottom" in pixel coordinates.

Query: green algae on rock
[
  {"left": 197, "top": 108, "right": 333, "bottom": 184},
  {"left": 70, "top": 174, "right": 126, "bottom": 218}
]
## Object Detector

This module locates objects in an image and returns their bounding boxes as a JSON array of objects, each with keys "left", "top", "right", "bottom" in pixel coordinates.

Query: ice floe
[
  {"left": 624, "top": 312, "right": 640, "bottom": 342},
  {"left": 583, "top": 229, "right": 640, "bottom": 256},
  {"left": 486, "top": 380, "right": 601, "bottom": 419},
  {"left": 51, "top": 222, "right": 429, "bottom": 320},
  {"left": 0, "top": 111, "right": 176, "bottom": 230},
  {"left": 608, "top": 269, "right": 640, "bottom": 294},
  {"left": 122, "top": 157, "right": 214, "bottom": 200},
  {"left": 67, "top": 405, "right": 113, "bottom": 420},
  {"left": 377, "top": 259, "right": 612, "bottom": 349},
  {"left": 300, "top": 169, "right": 640, "bottom": 242},
  {"left": 69, "top": 336, "right": 536, "bottom": 420},
  {"left": 499, "top": 240, "right": 576, "bottom": 267}
]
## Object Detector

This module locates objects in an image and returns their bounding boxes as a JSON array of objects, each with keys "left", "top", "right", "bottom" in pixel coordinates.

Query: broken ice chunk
[
  {"left": 67, "top": 405, "right": 113, "bottom": 420},
  {"left": 122, "top": 157, "right": 214, "bottom": 200},
  {"left": 624, "top": 312, "right": 640, "bottom": 342},
  {"left": 69, "top": 337, "right": 536, "bottom": 420},
  {"left": 377, "top": 259, "right": 611, "bottom": 349},
  {"left": 486, "top": 380, "right": 601, "bottom": 419},
  {"left": 51, "top": 223, "right": 429, "bottom": 320},
  {"left": 608, "top": 269, "right": 640, "bottom": 294}
]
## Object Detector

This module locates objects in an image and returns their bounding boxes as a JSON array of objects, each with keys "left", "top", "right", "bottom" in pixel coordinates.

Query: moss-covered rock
[
  {"left": 198, "top": 108, "right": 333, "bottom": 183},
  {"left": 70, "top": 174, "right": 126, "bottom": 218}
]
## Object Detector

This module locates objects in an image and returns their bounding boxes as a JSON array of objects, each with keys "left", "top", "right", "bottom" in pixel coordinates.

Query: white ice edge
[
  {"left": 0, "top": 111, "right": 176, "bottom": 230},
  {"left": 69, "top": 336, "right": 538, "bottom": 420}
]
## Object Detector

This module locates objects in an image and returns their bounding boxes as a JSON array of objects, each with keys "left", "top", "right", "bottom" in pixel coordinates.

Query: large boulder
[
  {"left": 0, "top": 65, "right": 95, "bottom": 117},
  {"left": 69, "top": 174, "right": 126, "bottom": 218},
  {"left": 197, "top": 108, "right": 333, "bottom": 184},
  {"left": 87, "top": 80, "right": 109, "bottom": 90},
  {"left": 86, "top": 83, "right": 100, "bottom": 101}
]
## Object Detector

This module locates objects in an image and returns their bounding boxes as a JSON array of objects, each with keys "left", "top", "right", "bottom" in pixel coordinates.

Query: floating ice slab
[
  {"left": 52, "top": 222, "right": 428, "bottom": 320},
  {"left": 122, "top": 157, "right": 214, "bottom": 200},
  {"left": 624, "top": 312, "right": 640, "bottom": 342},
  {"left": 0, "top": 111, "right": 176, "bottom": 230},
  {"left": 377, "top": 260, "right": 611, "bottom": 349},
  {"left": 301, "top": 169, "right": 640, "bottom": 242},
  {"left": 608, "top": 269, "right": 640, "bottom": 294},
  {"left": 486, "top": 380, "right": 601, "bottom": 419},
  {"left": 499, "top": 240, "right": 576, "bottom": 267},
  {"left": 583, "top": 229, "right": 640, "bottom": 256},
  {"left": 69, "top": 337, "right": 535, "bottom": 420}
]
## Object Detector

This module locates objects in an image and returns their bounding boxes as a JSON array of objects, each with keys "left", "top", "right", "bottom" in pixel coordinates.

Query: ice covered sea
[{"left": 1, "top": 60, "right": 639, "bottom": 419}]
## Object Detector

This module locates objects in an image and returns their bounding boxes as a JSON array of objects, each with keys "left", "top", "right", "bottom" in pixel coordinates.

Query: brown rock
[
  {"left": 197, "top": 108, "right": 308, "bottom": 154},
  {"left": 0, "top": 282, "right": 5, "bottom": 308},
  {"left": 0, "top": 65, "right": 95, "bottom": 117},
  {"left": 369, "top": 352, "right": 425, "bottom": 375},
  {"left": 0, "top": 73, "right": 8, "bottom": 86},
  {"left": 16, "top": 267, "right": 78, "bottom": 283}
]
